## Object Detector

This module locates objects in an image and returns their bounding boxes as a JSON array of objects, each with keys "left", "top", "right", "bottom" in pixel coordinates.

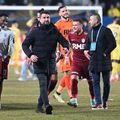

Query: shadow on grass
[
  {"left": 52, "top": 104, "right": 120, "bottom": 117},
  {"left": 1, "top": 103, "right": 120, "bottom": 117},
  {"left": 53, "top": 104, "right": 93, "bottom": 115},
  {"left": 1, "top": 103, "right": 36, "bottom": 111}
]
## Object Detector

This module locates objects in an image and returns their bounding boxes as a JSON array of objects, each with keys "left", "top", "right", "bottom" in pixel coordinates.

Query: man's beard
[
  {"left": 40, "top": 21, "right": 51, "bottom": 29},
  {"left": 39, "top": 20, "right": 50, "bottom": 25},
  {"left": 44, "top": 21, "right": 50, "bottom": 25},
  {"left": 62, "top": 16, "right": 69, "bottom": 20}
]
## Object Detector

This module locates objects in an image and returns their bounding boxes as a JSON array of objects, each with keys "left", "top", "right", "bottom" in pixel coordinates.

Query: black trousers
[
  {"left": 0, "top": 79, "right": 3, "bottom": 87},
  {"left": 37, "top": 73, "right": 51, "bottom": 109}
]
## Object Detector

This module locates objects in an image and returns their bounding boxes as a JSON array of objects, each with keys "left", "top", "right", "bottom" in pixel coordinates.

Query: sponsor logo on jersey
[
  {"left": 64, "top": 29, "right": 71, "bottom": 35},
  {"left": 72, "top": 43, "right": 85, "bottom": 50}
]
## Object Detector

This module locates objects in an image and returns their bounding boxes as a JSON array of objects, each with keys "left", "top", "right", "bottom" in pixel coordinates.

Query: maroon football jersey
[{"left": 69, "top": 31, "right": 88, "bottom": 62}]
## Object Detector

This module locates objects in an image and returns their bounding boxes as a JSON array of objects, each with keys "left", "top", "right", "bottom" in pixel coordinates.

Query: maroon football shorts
[{"left": 71, "top": 60, "right": 91, "bottom": 80}]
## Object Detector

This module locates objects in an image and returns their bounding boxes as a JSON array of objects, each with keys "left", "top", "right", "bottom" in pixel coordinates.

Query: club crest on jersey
[{"left": 81, "top": 38, "right": 85, "bottom": 43}]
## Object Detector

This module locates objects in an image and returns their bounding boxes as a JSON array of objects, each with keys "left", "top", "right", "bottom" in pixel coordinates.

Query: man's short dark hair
[
  {"left": 91, "top": 13, "right": 101, "bottom": 22},
  {"left": 73, "top": 19, "right": 83, "bottom": 25},
  {"left": 0, "top": 13, "right": 8, "bottom": 17},
  {"left": 0, "top": 13, "right": 9, "bottom": 23},
  {"left": 11, "top": 20, "right": 18, "bottom": 24},
  {"left": 115, "top": 17, "right": 120, "bottom": 25},
  {"left": 58, "top": 5, "right": 66, "bottom": 12},
  {"left": 113, "top": 17, "right": 120, "bottom": 25},
  {"left": 37, "top": 8, "right": 50, "bottom": 17}
]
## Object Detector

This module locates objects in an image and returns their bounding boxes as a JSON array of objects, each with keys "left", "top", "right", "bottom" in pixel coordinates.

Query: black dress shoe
[
  {"left": 103, "top": 102, "right": 108, "bottom": 109},
  {"left": 46, "top": 105, "right": 53, "bottom": 114}
]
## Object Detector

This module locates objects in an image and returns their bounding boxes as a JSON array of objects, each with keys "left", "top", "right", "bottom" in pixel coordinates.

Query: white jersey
[{"left": 0, "top": 27, "right": 14, "bottom": 58}]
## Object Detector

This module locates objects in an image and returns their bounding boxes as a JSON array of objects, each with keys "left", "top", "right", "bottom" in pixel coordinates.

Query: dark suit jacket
[{"left": 85, "top": 25, "right": 116, "bottom": 72}]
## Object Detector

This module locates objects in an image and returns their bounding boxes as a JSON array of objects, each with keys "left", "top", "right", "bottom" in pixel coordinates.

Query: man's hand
[
  {"left": 30, "top": 55, "right": 38, "bottom": 62},
  {"left": 84, "top": 50, "right": 90, "bottom": 60}
]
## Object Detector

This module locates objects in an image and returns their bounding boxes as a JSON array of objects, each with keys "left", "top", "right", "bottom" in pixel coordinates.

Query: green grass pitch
[{"left": 0, "top": 66, "right": 120, "bottom": 120}]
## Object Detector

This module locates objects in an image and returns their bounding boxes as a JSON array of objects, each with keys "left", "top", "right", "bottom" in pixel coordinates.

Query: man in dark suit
[{"left": 84, "top": 13, "right": 116, "bottom": 110}]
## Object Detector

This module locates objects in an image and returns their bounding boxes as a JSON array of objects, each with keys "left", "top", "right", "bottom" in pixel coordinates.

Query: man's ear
[{"left": 59, "top": 11, "right": 61, "bottom": 16}]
